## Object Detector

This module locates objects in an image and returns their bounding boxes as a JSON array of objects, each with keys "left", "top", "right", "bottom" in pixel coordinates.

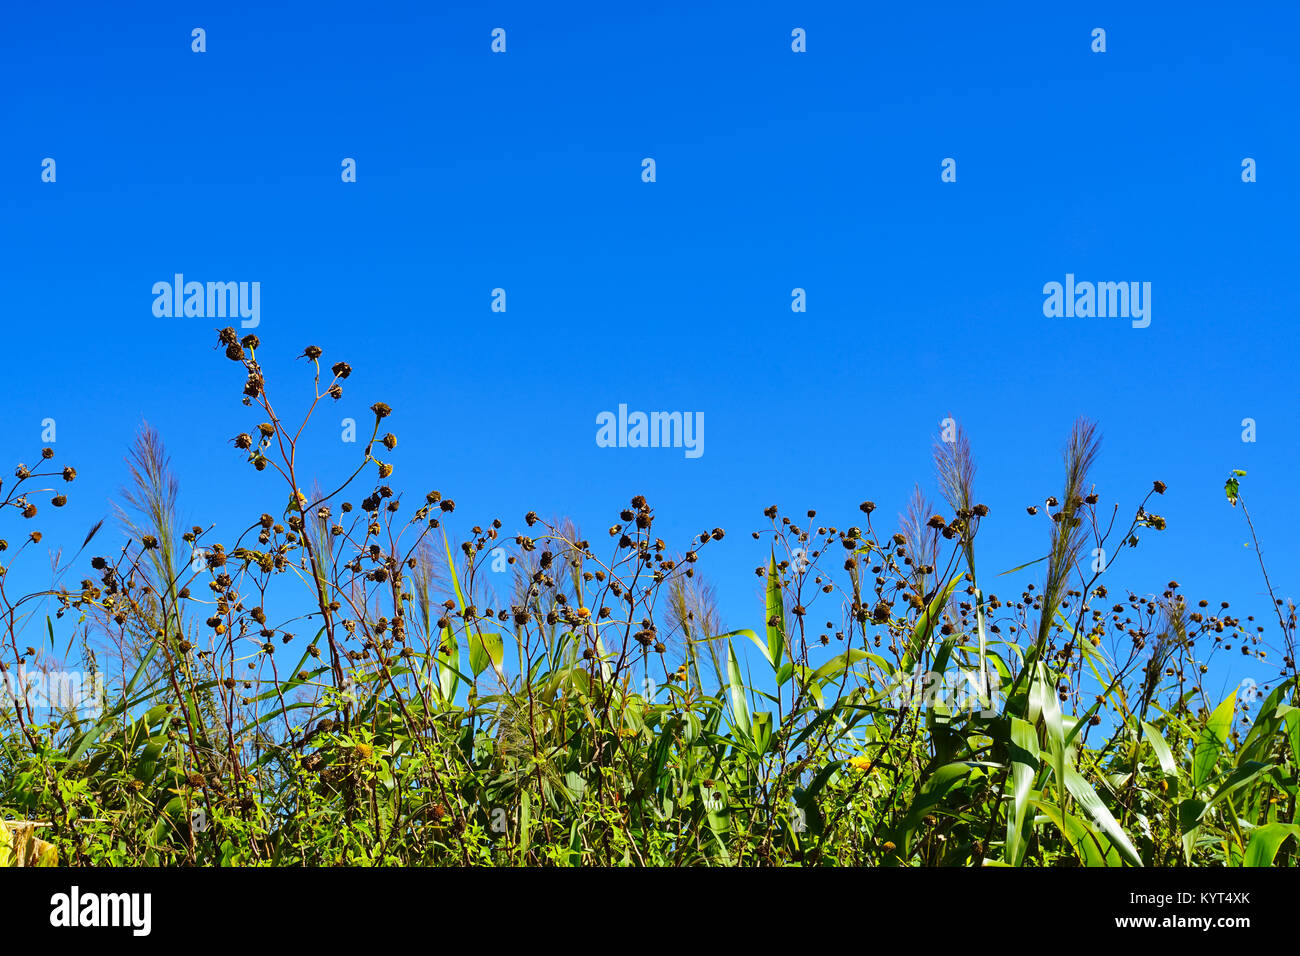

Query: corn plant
[{"left": 1, "top": 331, "right": 1295, "bottom": 866}]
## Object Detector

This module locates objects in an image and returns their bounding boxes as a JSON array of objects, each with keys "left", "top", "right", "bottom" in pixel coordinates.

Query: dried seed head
[{"left": 371, "top": 402, "right": 392, "bottom": 419}]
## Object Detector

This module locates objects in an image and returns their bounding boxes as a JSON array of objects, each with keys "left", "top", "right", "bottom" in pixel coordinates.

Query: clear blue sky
[{"left": 3, "top": 2, "right": 1296, "bottom": 703}]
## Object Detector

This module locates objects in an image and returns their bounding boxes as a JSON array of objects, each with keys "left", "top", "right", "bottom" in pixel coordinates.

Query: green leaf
[
  {"left": 765, "top": 552, "right": 786, "bottom": 670},
  {"left": 752, "top": 711, "right": 773, "bottom": 755},
  {"left": 726, "top": 640, "right": 751, "bottom": 740},
  {"left": 1142, "top": 721, "right": 1178, "bottom": 779},
  {"left": 519, "top": 791, "right": 532, "bottom": 863},
  {"left": 1225, "top": 473, "right": 1243, "bottom": 506},
  {"left": 1062, "top": 765, "right": 1143, "bottom": 867},
  {"left": 1284, "top": 708, "right": 1300, "bottom": 767},
  {"left": 695, "top": 628, "right": 769, "bottom": 666},
  {"left": 567, "top": 819, "right": 582, "bottom": 867},
  {"left": 729, "top": 628, "right": 771, "bottom": 667},
  {"left": 797, "top": 760, "right": 844, "bottom": 809},
  {"left": 1207, "top": 761, "right": 1272, "bottom": 807},
  {"left": 468, "top": 631, "right": 503, "bottom": 679},
  {"left": 437, "top": 625, "right": 460, "bottom": 700},
  {"left": 1006, "top": 716, "right": 1039, "bottom": 866},
  {"left": 1036, "top": 799, "right": 1111, "bottom": 867},
  {"left": 67, "top": 641, "right": 161, "bottom": 763},
  {"left": 897, "top": 762, "right": 977, "bottom": 841},
  {"left": 1243, "top": 822, "right": 1300, "bottom": 867},
  {"left": 1031, "top": 663, "right": 1067, "bottom": 806},
  {"left": 1192, "top": 690, "right": 1237, "bottom": 791},
  {"left": 1179, "top": 798, "right": 1207, "bottom": 863},
  {"left": 443, "top": 531, "right": 503, "bottom": 680},
  {"left": 902, "top": 573, "right": 965, "bottom": 672},
  {"left": 811, "top": 649, "right": 870, "bottom": 685}
]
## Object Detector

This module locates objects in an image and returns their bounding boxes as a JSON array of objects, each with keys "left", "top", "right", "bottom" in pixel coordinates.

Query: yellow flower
[{"left": 848, "top": 755, "right": 874, "bottom": 771}]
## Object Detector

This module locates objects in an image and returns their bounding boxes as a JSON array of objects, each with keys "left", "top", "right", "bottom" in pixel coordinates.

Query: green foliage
[{"left": 1, "top": 333, "right": 1295, "bottom": 866}]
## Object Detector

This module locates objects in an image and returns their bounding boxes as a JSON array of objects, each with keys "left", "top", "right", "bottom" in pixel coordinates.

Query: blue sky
[{"left": 2, "top": 1, "right": 1296, "bottom": 704}]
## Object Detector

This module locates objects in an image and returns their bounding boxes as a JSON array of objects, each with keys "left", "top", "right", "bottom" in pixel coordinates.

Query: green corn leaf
[
  {"left": 468, "top": 631, "right": 503, "bottom": 679},
  {"left": 1192, "top": 690, "right": 1237, "bottom": 791},
  {"left": 1141, "top": 721, "right": 1178, "bottom": 779},
  {"left": 765, "top": 551, "right": 785, "bottom": 670},
  {"left": 1062, "top": 765, "right": 1143, "bottom": 867},
  {"left": 1006, "top": 716, "right": 1040, "bottom": 866},
  {"left": 1243, "top": 822, "right": 1300, "bottom": 867},
  {"left": 726, "top": 639, "right": 751, "bottom": 740},
  {"left": 902, "top": 572, "right": 965, "bottom": 672}
]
